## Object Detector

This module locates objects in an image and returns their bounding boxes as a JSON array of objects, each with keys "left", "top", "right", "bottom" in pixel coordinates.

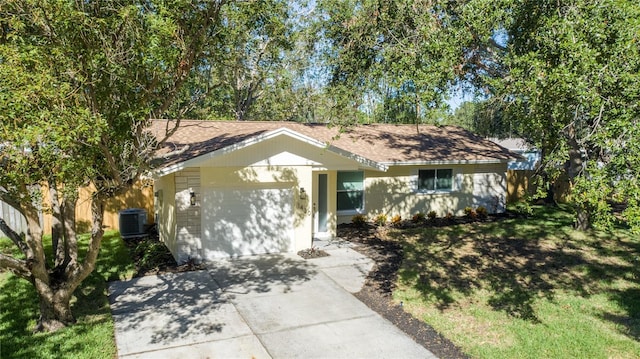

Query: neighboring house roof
[
  {"left": 488, "top": 138, "right": 540, "bottom": 170},
  {"left": 488, "top": 138, "right": 534, "bottom": 152},
  {"left": 151, "top": 120, "right": 519, "bottom": 172}
]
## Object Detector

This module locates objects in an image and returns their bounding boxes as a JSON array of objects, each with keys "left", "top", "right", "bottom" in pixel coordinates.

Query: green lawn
[
  {"left": 392, "top": 206, "right": 640, "bottom": 358},
  {"left": 0, "top": 231, "right": 135, "bottom": 359}
]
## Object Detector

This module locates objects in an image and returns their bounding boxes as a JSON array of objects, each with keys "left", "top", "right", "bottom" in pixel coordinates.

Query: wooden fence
[
  {"left": 0, "top": 200, "right": 29, "bottom": 236},
  {"left": 507, "top": 170, "right": 571, "bottom": 204},
  {"left": 1, "top": 180, "right": 154, "bottom": 237}
]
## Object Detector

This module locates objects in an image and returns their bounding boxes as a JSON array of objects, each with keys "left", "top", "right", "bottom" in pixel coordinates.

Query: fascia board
[{"left": 381, "top": 159, "right": 511, "bottom": 166}]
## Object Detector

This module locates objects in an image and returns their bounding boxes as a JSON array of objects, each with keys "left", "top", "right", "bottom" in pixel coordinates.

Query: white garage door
[{"left": 201, "top": 188, "right": 294, "bottom": 259}]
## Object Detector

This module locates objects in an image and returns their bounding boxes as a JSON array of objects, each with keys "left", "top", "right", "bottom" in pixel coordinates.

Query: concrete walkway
[{"left": 108, "top": 239, "right": 437, "bottom": 358}]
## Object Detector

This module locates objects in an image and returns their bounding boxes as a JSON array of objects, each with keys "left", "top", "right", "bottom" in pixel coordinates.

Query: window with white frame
[
  {"left": 337, "top": 171, "right": 364, "bottom": 212},
  {"left": 417, "top": 169, "right": 453, "bottom": 192}
]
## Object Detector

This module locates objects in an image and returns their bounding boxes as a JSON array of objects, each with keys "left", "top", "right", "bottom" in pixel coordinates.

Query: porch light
[
  {"left": 299, "top": 188, "right": 308, "bottom": 201},
  {"left": 190, "top": 190, "right": 196, "bottom": 206}
]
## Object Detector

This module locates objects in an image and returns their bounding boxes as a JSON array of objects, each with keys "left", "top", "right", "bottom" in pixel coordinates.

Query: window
[
  {"left": 337, "top": 171, "right": 364, "bottom": 212},
  {"left": 418, "top": 169, "right": 453, "bottom": 191}
]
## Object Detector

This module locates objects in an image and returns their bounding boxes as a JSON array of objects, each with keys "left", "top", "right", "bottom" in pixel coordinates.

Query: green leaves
[{"left": 490, "top": 0, "right": 640, "bottom": 230}]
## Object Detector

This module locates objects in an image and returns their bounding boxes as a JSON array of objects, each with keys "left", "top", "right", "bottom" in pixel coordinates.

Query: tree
[
  {"left": 491, "top": 1, "right": 640, "bottom": 230},
  {"left": 0, "top": 0, "right": 227, "bottom": 331},
  {"left": 313, "top": 0, "right": 640, "bottom": 231},
  {"left": 312, "top": 0, "right": 508, "bottom": 124},
  {"left": 173, "top": 0, "right": 296, "bottom": 121}
]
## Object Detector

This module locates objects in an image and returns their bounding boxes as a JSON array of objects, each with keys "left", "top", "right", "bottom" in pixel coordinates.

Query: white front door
[{"left": 314, "top": 173, "right": 330, "bottom": 239}]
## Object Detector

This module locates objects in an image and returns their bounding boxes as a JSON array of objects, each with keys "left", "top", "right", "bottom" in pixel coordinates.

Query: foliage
[
  {"left": 312, "top": 0, "right": 493, "bottom": 123},
  {"left": 131, "top": 238, "right": 176, "bottom": 274},
  {"left": 0, "top": 0, "right": 227, "bottom": 331},
  {"left": 391, "top": 214, "right": 402, "bottom": 226},
  {"left": 427, "top": 211, "right": 437, "bottom": 221},
  {"left": 0, "top": 231, "right": 133, "bottom": 358},
  {"left": 475, "top": 206, "right": 488, "bottom": 219},
  {"left": 351, "top": 214, "right": 367, "bottom": 227},
  {"left": 487, "top": 1, "right": 640, "bottom": 231},
  {"left": 512, "top": 201, "right": 534, "bottom": 217},
  {"left": 393, "top": 205, "right": 640, "bottom": 358},
  {"left": 373, "top": 214, "right": 388, "bottom": 226},
  {"left": 175, "top": 0, "right": 296, "bottom": 121},
  {"left": 412, "top": 212, "right": 426, "bottom": 223},
  {"left": 463, "top": 207, "right": 477, "bottom": 220}
]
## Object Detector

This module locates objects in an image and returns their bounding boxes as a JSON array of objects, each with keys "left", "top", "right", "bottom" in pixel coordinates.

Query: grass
[
  {"left": 392, "top": 205, "right": 640, "bottom": 359},
  {"left": 0, "top": 231, "right": 135, "bottom": 359}
]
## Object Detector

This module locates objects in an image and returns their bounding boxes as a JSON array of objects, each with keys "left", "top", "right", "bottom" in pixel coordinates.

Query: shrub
[
  {"left": 476, "top": 206, "right": 488, "bottom": 219},
  {"left": 374, "top": 214, "right": 388, "bottom": 226},
  {"left": 445, "top": 212, "right": 454, "bottom": 222},
  {"left": 134, "top": 239, "right": 176, "bottom": 271},
  {"left": 464, "top": 206, "right": 478, "bottom": 219},
  {"left": 412, "top": 212, "right": 426, "bottom": 222},
  {"left": 391, "top": 214, "right": 402, "bottom": 225},
  {"left": 427, "top": 211, "right": 437, "bottom": 220},
  {"left": 351, "top": 214, "right": 367, "bottom": 227},
  {"left": 514, "top": 201, "right": 533, "bottom": 216}
]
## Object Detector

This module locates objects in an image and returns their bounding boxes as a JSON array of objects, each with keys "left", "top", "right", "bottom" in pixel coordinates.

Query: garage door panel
[{"left": 202, "top": 188, "right": 293, "bottom": 259}]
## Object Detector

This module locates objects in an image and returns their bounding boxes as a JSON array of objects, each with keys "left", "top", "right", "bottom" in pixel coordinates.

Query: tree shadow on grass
[
  {"left": 0, "top": 231, "right": 132, "bottom": 359},
  {"left": 0, "top": 271, "right": 115, "bottom": 359},
  {"left": 354, "top": 208, "right": 640, "bottom": 340},
  {"left": 600, "top": 287, "right": 640, "bottom": 341},
  {"left": 0, "top": 274, "right": 40, "bottom": 358}
]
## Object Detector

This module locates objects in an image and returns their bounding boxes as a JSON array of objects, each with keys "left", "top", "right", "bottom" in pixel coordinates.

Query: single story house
[{"left": 151, "top": 120, "right": 519, "bottom": 263}]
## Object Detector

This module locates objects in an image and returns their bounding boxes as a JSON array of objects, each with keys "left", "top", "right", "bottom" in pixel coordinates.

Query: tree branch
[
  {"left": 153, "top": 1, "right": 227, "bottom": 120},
  {"left": 0, "top": 253, "right": 30, "bottom": 279},
  {"left": 70, "top": 194, "right": 104, "bottom": 283},
  {"left": 0, "top": 217, "right": 29, "bottom": 255}
]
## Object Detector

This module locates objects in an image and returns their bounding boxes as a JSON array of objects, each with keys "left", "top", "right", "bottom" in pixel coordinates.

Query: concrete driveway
[{"left": 108, "top": 240, "right": 436, "bottom": 358}]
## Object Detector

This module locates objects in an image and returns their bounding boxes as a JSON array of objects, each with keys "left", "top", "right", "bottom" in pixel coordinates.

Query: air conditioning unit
[{"left": 119, "top": 208, "right": 147, "bottom": 239}]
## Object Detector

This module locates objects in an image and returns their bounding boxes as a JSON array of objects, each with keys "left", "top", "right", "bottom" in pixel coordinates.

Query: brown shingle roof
[{"left": 150, "top": 120, "right": 518, "bottom": 169}]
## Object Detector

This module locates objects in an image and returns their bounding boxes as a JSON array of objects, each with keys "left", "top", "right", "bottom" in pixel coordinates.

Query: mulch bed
[
  {"left": 297, "top": 247, "right": 330, "bottom": 259},
  {"left": 339, "top": 224, "right": 470, "bottom": 359}
]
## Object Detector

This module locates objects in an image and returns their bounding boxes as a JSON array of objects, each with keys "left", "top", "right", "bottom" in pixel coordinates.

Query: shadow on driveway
[{"left": 108, "top": 254, "right": 317, "bottom": 357}]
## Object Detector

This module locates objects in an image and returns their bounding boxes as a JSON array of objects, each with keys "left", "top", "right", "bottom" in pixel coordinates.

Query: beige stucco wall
[
  {"left": 154, "top": 174, "right": 177, "bottom": 253},
  {"left": 337, "top": 164, "right": 507, "bottom": 224},
  {"left": 198, "top": 133, "right": 362, "bottom": 170},
  {"left": 155, "top": 173, "right": 177, "bottom": 257}
]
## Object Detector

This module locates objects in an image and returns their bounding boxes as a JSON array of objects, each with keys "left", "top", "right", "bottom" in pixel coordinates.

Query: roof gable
[{"left": 154, "top": 126, "right": 385, "bottom": 176}]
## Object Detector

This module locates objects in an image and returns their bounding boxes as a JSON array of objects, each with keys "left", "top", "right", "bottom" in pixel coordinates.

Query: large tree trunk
[
  {"left": 28, "top": 188, "right": 104, "bottom": 332},
  {"left": 574, "top": 205, "right": 591, "bottom": 231},
  {"left": 566, "top": 125, "right": 590, "bottom": 230},
  {"left": 34, "top": 286, "right": 75, "bottom": 332},
  {"left": 50, "top": 185, "right": 66, "bottom": 268}
]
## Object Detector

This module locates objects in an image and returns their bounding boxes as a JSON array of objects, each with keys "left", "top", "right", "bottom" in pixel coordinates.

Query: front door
[{"left": 314, "top": 173, "right": 329, "bottom": 238}]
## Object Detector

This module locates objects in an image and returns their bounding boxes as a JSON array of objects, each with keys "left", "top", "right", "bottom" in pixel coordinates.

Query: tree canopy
[
  {"left": 491, "top": 1, "right": 640, "bottom": 230},
  {"left": 312, "top": 0, "right": 640, "bottom": 231},
  {"left": 1, "top": 0, "right": 640, "bottom": 333},
  {"left": 0, "top": 0, "right": 227, "bottom": 331}
]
